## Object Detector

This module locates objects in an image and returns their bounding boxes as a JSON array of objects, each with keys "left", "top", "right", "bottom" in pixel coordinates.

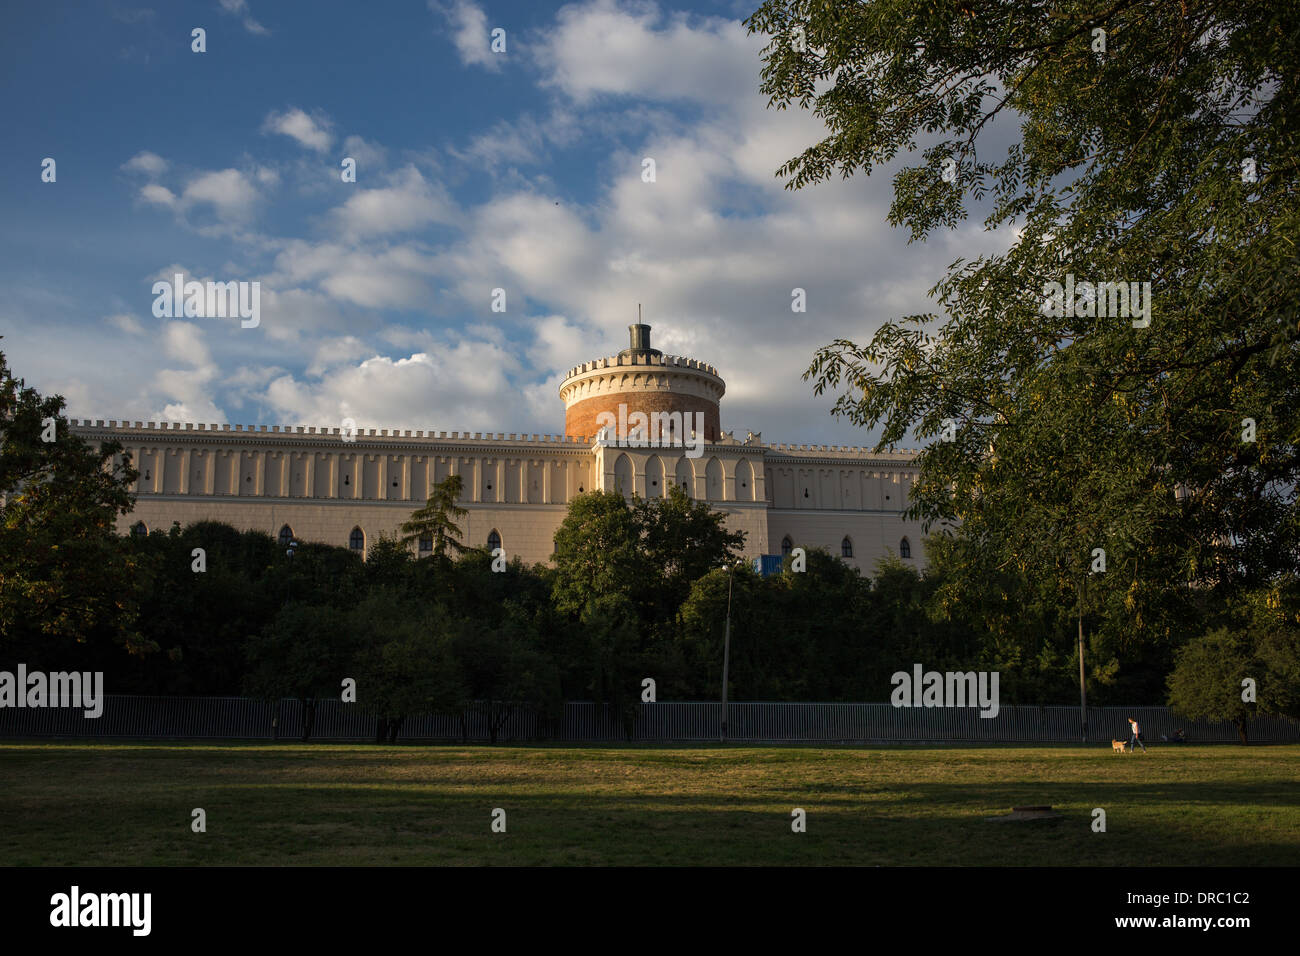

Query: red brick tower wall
[{"left": 564, "top": 391, "right": 721, "bottom": 441}]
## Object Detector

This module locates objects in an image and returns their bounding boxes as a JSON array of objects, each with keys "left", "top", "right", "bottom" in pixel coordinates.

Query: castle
[{"left": 69, "top": 325, "right": 926, "bottom": 570}]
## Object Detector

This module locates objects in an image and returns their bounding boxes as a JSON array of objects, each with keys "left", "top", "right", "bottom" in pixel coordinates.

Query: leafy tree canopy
[
  {"left": 0, "top": 347, "right": 145, "bottom": 654},
  {"left": 745, "top": 0, "right": 1300, "bottom": 646}
]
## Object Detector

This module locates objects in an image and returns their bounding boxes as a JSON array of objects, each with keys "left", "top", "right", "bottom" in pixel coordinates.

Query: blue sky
[{"left": 1, "top": 0, "right": 1005, "bottom": 447}]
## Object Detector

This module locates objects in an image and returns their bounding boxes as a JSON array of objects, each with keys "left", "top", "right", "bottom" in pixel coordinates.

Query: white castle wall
[{"left": 70, "top": 420, "right": 926, "bottom": 570}]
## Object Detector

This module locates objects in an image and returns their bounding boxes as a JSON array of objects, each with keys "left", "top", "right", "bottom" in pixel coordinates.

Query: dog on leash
[{"left": 1111, "top": 739, "right": 1129, "bottom": 753}]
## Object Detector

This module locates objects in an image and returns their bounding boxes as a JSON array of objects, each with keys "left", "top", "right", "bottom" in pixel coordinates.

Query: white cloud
[
  {"left": 68, "top": 0, "right": 1015, "bottom": 449},
  {"left": 219, "top": 0, "right": 270, "bottom": 36},
  {"left": 329, "top": 165, "right": 456, "bottom": 237},
  {"left": 534, "top": 0, "right": 759, "bottom": 105},
  {"left": 138, "top": 170, "right": 260, "bottom": 223},
  {"left": 262, "top": 108, "right": 332, "bottom": 152},
  {"left": 139, "top": 183, "right": 178, "bottom": 209},
  {"left": 224, "top": 364, "right": 285, "bottom": 389},
  {"left": 306, "top": 335, "right": 371, "bottom": 376},
  {"left": 261, "top": 238, "right": 440, "bottom": 314},
  {"left": 105, "top": 312, "right": 145, "bottom": 335},
  {"left": 433, "top": 0, "right": 501, "bottom": 71},
  {"left": 152, "top": 322, "right": 224, "bottom": 422},
  {"left": 162, "top": 321, "right": 213, "bottom": 368},
  {"left": 122, "top": 151, "right": 168, "bottom": 177},
  {"left": 181, "top": 168, "right": 260, "bottom": 221},
  {"left": 451, "top": 110, "right": 582, "bottom": 170},
  {"left": 259, "top": 337, "right": 519, "bottom": 432},
  {"left": 341, "top": 135, "right": 387, "bottom": 172}
]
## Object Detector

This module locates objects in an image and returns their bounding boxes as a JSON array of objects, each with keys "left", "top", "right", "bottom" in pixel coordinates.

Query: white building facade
[{"left": 70, "top": 326, "right": 926, "bottom": 571}]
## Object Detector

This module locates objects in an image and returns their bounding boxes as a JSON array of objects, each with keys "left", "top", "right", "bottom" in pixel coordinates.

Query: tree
[
  {"left": 364, "top": 532, "right": 415, "bottom": 589},
  {"left": 551, "top": 490, "right": 650, "bottom": 618},
  {"left": 1167, "top": 628, "right": 1259, "bottom": 744},
  {"left": 347, "top": 592, "right": 465, "bottom": 743},
  {"left": 1167, "top": 585, "right": 1300, "bottom": 742},
  {"left": 633, "top": 483, "right": 746, "bottom": 626},
  {"left": 0, "top": 347, "right": 146, "bottom": 656},
  {"left": 121, "top": 522, "right": 284, "bottom": 696},
  {"left": 243, "top": 603, "right": 359, "bottom": 741},
  {"left": 451, "top": 608, "right": 556, "bottom": 744},
  {"left": 400, "top": 474, "right": 468, "bottom": 557},
  {"left": 745, "top": 2, "right": 1300, "bottom": 666}
]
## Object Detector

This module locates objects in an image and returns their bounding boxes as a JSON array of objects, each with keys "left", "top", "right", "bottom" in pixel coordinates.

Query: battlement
[
  {"left": 69, "top": 420, "right": 594, "bottom": 444},
  {"left": 764, "top": 442, "right": 920, "bottom": 459},
  {"left": 562, "top": 353, "right": 720, "bottom": 381}
]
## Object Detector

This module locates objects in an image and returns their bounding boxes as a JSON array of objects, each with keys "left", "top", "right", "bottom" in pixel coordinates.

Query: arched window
[
  {"left": 614, "top": 454, "right": 633, "bottom": 498},
  {"left": 418, "top": 533, "right": 433, "bottom": 554},
  {"left": 131, "top": 521, "right": 148, "bottom": 538},
  {"left": 487, "top": 529, "right": 502, "bottom": 552},
  {"left": 781, "top": 535, "right": 793, "bottom": 557},
  {"left": 705, "top": 457, "right": 724, "bottom": 502},
  {"left": 842, "top": 536, "right": 854, "bottom": 558},
  {"left": 349, "top": 527, "right": 365, "bottom": 552},
  {"left": 278, "top": 525, "right": 294, "bottom": 548},
  {"left": 899, "top": 537, "right": 912, "bottom": 559},
  {"left": 675, "top": 458, "right": 693, "bottom": 496}
]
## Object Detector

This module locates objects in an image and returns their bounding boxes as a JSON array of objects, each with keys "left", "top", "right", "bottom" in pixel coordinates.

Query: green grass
[{"left": 1, "top": 742, "right": 1297, "bottom": 865}]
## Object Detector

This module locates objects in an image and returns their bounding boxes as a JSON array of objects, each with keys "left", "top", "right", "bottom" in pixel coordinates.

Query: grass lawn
[{"left": 1, "top": 742, "right": 1297, "bottom": 866}]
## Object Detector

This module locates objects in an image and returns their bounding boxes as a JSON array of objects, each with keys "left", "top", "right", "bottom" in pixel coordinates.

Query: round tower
[{"left": 559, "top": 324, "right": 725, "bottom": 441}]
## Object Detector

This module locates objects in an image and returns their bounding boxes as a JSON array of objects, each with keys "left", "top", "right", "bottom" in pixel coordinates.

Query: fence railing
[{"left": 1, "top": 696, "right": 1296, "bottom": 743}]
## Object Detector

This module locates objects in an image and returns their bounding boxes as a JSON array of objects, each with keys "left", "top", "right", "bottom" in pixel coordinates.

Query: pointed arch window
[
  {"left": 349, "top": 527, "right": 365, "bottom": 552},
  {"left": 487, "top": 529, "right": 502, "bottom": 552},
  {"left": 841, "top": 536, "right": 854, "bottom": 558},
  {"left": 131, "top": 521, "right": 148, "bottom": 538},
  {"left": 781, "top": 535, "right": 793, "bottom": 557},
  {"left": 899, "top": 537, "right": 912, "bottom": 559},
  {"left": 278, "top": 525, "right": 294, "bottom": 548}
]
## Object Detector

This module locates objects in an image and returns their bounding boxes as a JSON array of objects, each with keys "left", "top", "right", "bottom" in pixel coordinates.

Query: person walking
[{"left": 1128, "top": 716, "right": 1147, "bottom": 752}]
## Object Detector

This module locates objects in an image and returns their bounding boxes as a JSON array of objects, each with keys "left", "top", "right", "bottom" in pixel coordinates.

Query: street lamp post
[
  {"left": 720, "top": 558, "right": 743, "bottom": 743},
  {"left": 274, "top": 540, "right": 298, "bottom": 741}
]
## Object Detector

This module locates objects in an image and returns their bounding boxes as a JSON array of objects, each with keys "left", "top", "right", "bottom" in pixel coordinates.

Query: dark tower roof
[{"left": 618, "top": 323, "right": 662, "bottom": 360}]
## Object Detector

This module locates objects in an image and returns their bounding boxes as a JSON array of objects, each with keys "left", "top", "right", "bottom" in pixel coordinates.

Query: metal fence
[{"left": 1, "top": 696, "right": 1296, "bottom": 743}]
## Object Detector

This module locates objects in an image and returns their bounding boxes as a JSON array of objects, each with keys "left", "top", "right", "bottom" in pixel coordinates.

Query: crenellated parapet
[{"left": 559, "top": 324, "right": 725, "bottom": 441}]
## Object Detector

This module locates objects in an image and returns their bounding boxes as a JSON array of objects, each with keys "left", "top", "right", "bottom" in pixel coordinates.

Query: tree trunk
[
  {"left": 1077, "top": 579, "right": 1087, "bottom": 743},
  {"left": 375, "top": 717, "right": 388, "bottom": 744},
  {"left": 387, "top": 715, "right": 403, "bottom": 742},
  {"left": 1237, "top": 718, "right": 1249, "bottom": 745}
]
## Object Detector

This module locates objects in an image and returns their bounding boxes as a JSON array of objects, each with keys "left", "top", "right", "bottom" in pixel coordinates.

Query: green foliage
[
  {"left": 400, "top": 474, "right": 468, "bottom": 557},
  {"left": 1168, "top": 583, "right": 1300, "bottom": 741},
  {"left": 550, "top": 490, "right": 649, "bottom": 617},
  {"left": 745, "top": 1, "right": 1300, "bottom": 658},
  {"left": 550, "top": 487, "right": 746, "bottom": 711},
  {"left": 1167, "top": 629, "right": 1259, "bottom": 743},
  {"left": 241, "top": 597, "right": 368, "bottom": 741},
  {"left": 0, "top": 349, "right": 145, "bottom": 656},
  {"left": 633, "top": 483, "right": 747, "bottom": 623},
  {"left": 347, "top": 591, "right": 466, "bottom": 725}
]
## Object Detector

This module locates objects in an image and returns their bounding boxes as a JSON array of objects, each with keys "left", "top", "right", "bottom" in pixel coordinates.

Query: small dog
[{"left": 1111, "top": 739, "right": 1129, "bottom": 753}]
